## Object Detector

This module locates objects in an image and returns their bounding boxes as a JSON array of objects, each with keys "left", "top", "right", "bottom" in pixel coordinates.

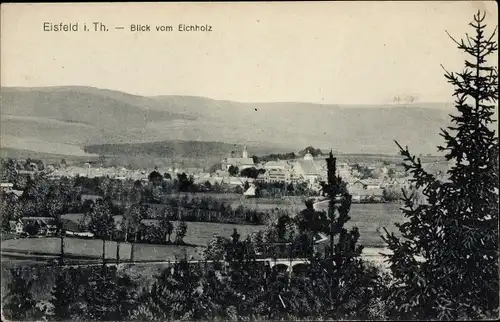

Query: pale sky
[{"left": 1, "top": 1, "right": 498, "bottom": 105}]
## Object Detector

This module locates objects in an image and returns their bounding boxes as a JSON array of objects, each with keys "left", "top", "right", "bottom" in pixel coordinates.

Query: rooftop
[
  {"left": 294, "top": 160, "right": 321, "bottom": 175},
  {"left": 225, "top": 157, "right": 255, "bottom": 165}
]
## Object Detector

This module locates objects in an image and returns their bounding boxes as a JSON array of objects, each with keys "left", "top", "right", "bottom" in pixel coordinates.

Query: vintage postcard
[{"left": 1, "top": 1, "right": 498, "bottom": 321}]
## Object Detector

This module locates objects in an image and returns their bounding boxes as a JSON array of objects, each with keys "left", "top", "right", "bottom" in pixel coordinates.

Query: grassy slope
[{"left": 2, "top": 86, "right": 455, "bottom": 158}]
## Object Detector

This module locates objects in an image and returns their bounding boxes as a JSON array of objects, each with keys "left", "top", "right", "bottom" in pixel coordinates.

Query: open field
[
  {"left": 1, "top": 237, "right": 132, "bottom": 260},
  {"left": 317, "top": 203, "right": 405, "bottom": 246},
  {"left": 61, "top": 213, "right": 267, "bottom": 247},
  {"left": 2, "top": 203, "right": 404, "bottom": 264},
  {"left": 114, "top": 203, "right": 403, "bottom": 248},
  {"left": 0, "top": 222, "right": 263, "bottom": 262}
]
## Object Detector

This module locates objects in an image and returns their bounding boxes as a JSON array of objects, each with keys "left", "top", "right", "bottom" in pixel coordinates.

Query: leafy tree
[
  {"left": 0, "top": 194, "right": 22, "bottom": 230},
  {"left": 46, "top": 185, "right": 64, "bottom": 218},
  {"left": 203, "top": 180, "right": 213, "bottom": 191},
  {"left": 352, "top": 164, "right": 373, "bottom": 179},
  {"left": 24, "top": 221, "right": 40, "bottom": 236},
  {"left": 208, "top": 163, "right": 222, "bottom": 174},
  {"left": 87, "top": 200, "right": 116, "bottom": 263},
  {"left": 240, "top": 167, "right": 264, "bottom": 179},
  {"left": 204, "top": 234, "right": 231, "bottom": 260},
  {"left": 228, "top": 165, "right": 239, "bottom": 177},
  {"left": 13, "top": 175, "right": 28, "bottom": 190},
  {"left": 174, "top": 221, "right": 188, "bottom": 244},
  {"left": 148, "top": 171, "right": 163, "bottom": 185},
  {"left": 124, "top": 204, "right": 143, "bottom": 242},
  {"left": 124, "top": 204, "right": 145, "bottom": 260},
  {"left": 371, "top": 168, "right": 384, "bottom": 179},
  {"left": 176, "top": 172, "right": 194, "bottom": 192},
  {"left": 234, "top": 185, "right": 243, "bottom": 194},
  {"left": 159, "top": 214, "right": 174, "bottom": 244},
  {"left": 251, "top": 230, "right": 265, "bottom": 255},
  {"left": 0, "top": 158, "right": 18, "bottom": 182},
  {"left": 148, "top": 185, "right": 164, "bottom": 204},
  {"left": 383, "top": 11, "right": 499, "bottom": 320},
  {"left": 300, "top": 146, "right": 323, "bottom": 157},
  {"left": 133, "top": 179, "right": 143, "bottom": 189},
  {"left": 382, "top": 186, "right": 403, "bottom": 202}
]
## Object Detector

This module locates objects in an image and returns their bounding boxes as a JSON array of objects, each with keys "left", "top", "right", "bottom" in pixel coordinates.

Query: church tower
[{"left": 242, "top": 146, "right": 248, "bottom": 158}]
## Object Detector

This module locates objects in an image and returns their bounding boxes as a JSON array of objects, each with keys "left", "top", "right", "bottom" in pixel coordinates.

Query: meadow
[
  {"left": 1, "top": 203, "right": 404, "bottom": 263},
  {"left": 1, "top": 202, "right": 401, "bottom": 307},
  {"left": 1, "top": 237, "right": 132, "bottom": 260}
]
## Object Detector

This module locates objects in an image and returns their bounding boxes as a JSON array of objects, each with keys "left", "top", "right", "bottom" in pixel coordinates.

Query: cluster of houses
[
  {"left": 8, "top": 215, "right": 95, "bottom": 238},
  {"left": 8, "top": 216, "right": 58, "bottom": 236},
  {"left": 47, "top": 164, "right": 151, "bottom": 181},
  {"left": 217, "top": 146, "right": 424, "bottom": 200},
  {"left": 4, "top": 147, "right": 451, "bottom": 202},
  {"left": 220, "top": 146, "right": 326, "bottom": 184}
]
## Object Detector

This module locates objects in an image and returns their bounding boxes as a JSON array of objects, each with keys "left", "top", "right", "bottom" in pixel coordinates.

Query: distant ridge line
[{"left": 1, "top": 85, "right": 454, "bottom": 108}]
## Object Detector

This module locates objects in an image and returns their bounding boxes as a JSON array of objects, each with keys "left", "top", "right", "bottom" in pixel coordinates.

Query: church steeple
[{"left": 242, "top": 146, "right": 248, "bottom": 158}]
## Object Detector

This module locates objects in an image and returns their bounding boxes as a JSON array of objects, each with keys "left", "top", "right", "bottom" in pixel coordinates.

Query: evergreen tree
[
  {"left": 300, "top": 151, "right": 378, "bottom": 318},
  {"left": 81, "top": 266, "right": 138, "bottom": 320},
  {"left": 383, "top": 11, "right": 499, "bottom": 320},
  {"left": 138, "top": 260, "right": 203, "bottom": 320},
  {"left": 82, "top": 266, "right": 119, "bottom": 320},
  {"left": 51, "top": 268, "right": 76, "bottom": 320},
  {"left": 115, "top": 272, "right": 140, "bottom": 319},
  {"left": 2, "top": 267, "right": 36, "bottom": 320},
  {"left": 174, "top": 221, "right": 188, "bottom": 244}
]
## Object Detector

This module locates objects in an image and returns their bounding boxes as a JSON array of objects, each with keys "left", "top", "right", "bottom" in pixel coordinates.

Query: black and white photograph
[{"left": 0, "top": 1, "right": 498, "bottom": 321}]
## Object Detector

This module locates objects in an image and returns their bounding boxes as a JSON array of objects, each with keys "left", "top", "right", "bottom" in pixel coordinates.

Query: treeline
[
  {"left": 255, "top": 181, "right": 317, "bottom": 198},
  {"left": 0, "top": 158, "right": 45, "bottom": 182},
  {"left": 253, "top": 146, "right": 325, "bottom": 163},
  {"left": 0, "top": 174, "right": 271, "bottom": 232},
  {"left": 3, "top": 210, "right": 389, "bottom": 321},
  {"left": 253, "top": 152, "right": 297, "bottom": 163},
  {"left": 2, "top": 255, "right": 388, "bottom": 321}
]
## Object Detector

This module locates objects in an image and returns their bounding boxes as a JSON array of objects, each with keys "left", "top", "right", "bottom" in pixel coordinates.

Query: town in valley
[{"left": 1, "top": 2, "right": 498, "bottom": 321}]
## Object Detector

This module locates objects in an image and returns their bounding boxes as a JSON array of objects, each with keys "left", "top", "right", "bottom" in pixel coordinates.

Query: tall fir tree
[
  {"left": 2, "top": 268, "right": 36, "bottom": 320},
  {"left": 383, "top": 11, "right": 499, "bottom": 320},
  {"left": 51, "top": 268, "right": 77, "bottom": 320},
  {"left": 284, "top": 151, "right": 381, "bottom": 319}
]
